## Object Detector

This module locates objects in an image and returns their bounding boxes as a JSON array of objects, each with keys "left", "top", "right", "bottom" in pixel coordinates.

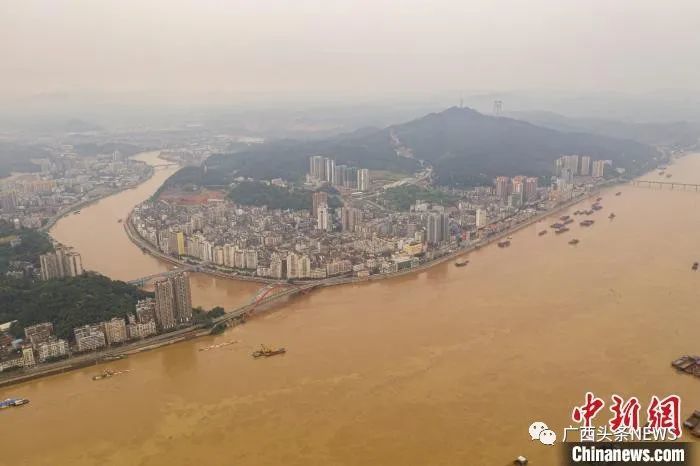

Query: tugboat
[
  {"left": 538, "top": 230, "right": 547, "bottom": 236},
  {"left": 693, "top": 262, "right": 699, "bottom": 271},
  {"left": 497, "top": 240, "right": 511, "bottom": 248},
  {"left": 568, "top": 239, "right": 580, "bottom": 245},
  {"left": 455, "top": 259, "right": 469, "bottom": 267},
  {"left": 252, "top": 344, "right": 286, "bottom": 358}
]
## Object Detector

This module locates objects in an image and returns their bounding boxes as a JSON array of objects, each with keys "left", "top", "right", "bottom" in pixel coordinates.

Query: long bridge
[
  {"left": 210, "top": 281, "right": 329, "bottom": 329},
  {"left": 631, "top": 180, "right": 700, "bottom": 190},
  {"left": 127, "top": 266, "right": 198, "bottom": 286}
]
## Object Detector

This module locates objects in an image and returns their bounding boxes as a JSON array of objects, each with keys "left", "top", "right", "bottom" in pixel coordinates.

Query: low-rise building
[
  {"left": 74, "top": 325, "right": 107, "bottom": 352},
  {"left": 37, "top": 338, "right": 69, "bottom": 363}
]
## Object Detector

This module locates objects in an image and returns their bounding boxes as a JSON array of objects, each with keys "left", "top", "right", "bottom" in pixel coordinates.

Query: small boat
[
  {"left": 497, "top": 240, "right": 511, "bottom": 248},
  {"left": 0, "top": 398, "right": 29, "bottom": 409},
  {"left": 538, "top": 230, "right": 547, "bottom": 236},
  {"left": 666, "top": 174, "right": 673, "bottom": 178},
  {"left": 73, "top": 210, "right": 81, "bottom": 215},
  {"left": 92, "top": 369, "right": 115, "bottom": 381},
  {"left": 117, "top": 219, "right": 123, "bottom": 223},
  {"left": 608, "top": 213, "right": 616, "bottom": 219},
  {"left": 514, "top": 456, "right": 528, "bottom": 466},
  {"left": 596, "top": 197, "right": 602, "bottom": 202},
  {"left": 563, "top": 218, "right": 574, "bottom": 225},
  {"left": 555, "top": 227, "right": 570, "bottom": 234},
  {"left": 659, "top": 171, "right": 665, "bottom": 176},
  {"left": 141, "top": 247, "right": 148, "bottom": 253},
  {"left": 580, "top": 220, "right": 595, "bottom": 227},
  {"left": 615, "top": 192, "right": 622, "bottom": 196},
  {"left": 550, "top": 223, "right": 564, "bottom": 229},
  {"left": 693, "top": 262, "right": 698, "bottom": 271},
  {"left": 454, "top": 259, "right": 469, "bottom": 267},
  {"left": 102, "top": 355, "right": 126, "bottom": 361},
  {"left": 569, "top": 239, "right": 580, "bottom": 245},
  {"left": 559, "top": 215, "right": 570, "bottom": 221},
  {"left": 252, "top": 344, "right": 286, "bottom": 358}
]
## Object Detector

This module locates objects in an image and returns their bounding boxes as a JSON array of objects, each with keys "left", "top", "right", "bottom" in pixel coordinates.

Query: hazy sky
[{"left": 2, "top": 0, "right": 700, "bottom": 101}]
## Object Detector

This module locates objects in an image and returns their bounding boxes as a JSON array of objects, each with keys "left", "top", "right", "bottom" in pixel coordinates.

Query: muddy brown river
[{"left": 2, "top": 152, "right": 700, "bottom": 465}]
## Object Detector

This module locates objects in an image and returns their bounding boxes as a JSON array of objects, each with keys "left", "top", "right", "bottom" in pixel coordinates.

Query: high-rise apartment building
[
  {"left": 580, "top": 156, "right": 592, "bottom": 176},
  {"left": 494, "top": 176, "right": 511, "bottom": 201},
  {"left": 317, "top": 205, "right": 331, "bottom": 231},
  {"left": 325, "top": 158, "right": 336, "bottom": 184},
  {"left": 524, "top": 177, "right": 539, "bottom": 202},
  {"left": 426, "top": 213, "right": 450, "bottom": 245},
  {"left": 341, "top": 207, "right": 360, "bottom": 232},
  {"left": 154, "top": 279, "right": 177, "bottom": 330},
  {"left": 357, "top": 169, "right": 369, "bottom": 191},
  {"left": 476, "top": 209, "right": 489, "bottom": 228},
  {"left": 40, "top": 246, "right": 83, "bottom": 281},
  {"left": 312, "top": 191, "right": 328, "bottom": 217},
  {"left": 592, "top": 160, "right": 606, "bottom": 178}
]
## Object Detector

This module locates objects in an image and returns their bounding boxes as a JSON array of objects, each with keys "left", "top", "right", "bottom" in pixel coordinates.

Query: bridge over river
[{"left": 632, "top": 179, "right": 700, "bottom": 190}]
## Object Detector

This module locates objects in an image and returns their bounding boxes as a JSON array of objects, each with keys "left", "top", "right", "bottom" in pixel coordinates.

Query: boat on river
[
  {"left": 252, "top": 344, "right": 286, "bottom": 358},
  {"left": 568, "top": 239, "right": 580, "bottom": 245},
  {"left": 497, "top": 240, "right": 511, "bottom": 248},
  {"left": 693, "top": 262, "right": 699, "bottom": 271},
  {"left": 0, "top": 398, "right": 29, "bottom": 409},
  {"left": 538, "top": 230, "right": 547, "bottom": 236},
  {"left": 454, "top": 259, "right": 469, "bottom": 267},
  {"left": 555, "top": 227, "right": 570, "bottom": 234}
]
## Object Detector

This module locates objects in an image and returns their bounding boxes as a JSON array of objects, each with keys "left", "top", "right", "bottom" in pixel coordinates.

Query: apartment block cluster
[
  {"left": 307, "top": 156, "right": 370, "bottom": 192},
  {"left": 551, "top": 155, "right": 611, "bottom": 200},
  {"left": 0, "top": 272, "right": 193, "bottom": 372},
  {"left": 39, "top": 246, "right": 84, "bottom": 280},
  {"left": 492, "top": 175, "right": 540, "bottom": 207},
  {"left": 0, "top": 149, "right": 151, "bottom": 229}
]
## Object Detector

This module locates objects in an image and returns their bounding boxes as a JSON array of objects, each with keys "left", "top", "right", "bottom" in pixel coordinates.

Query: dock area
[{"left": 671, "top": 355, "right": 700, "bottom": 376}]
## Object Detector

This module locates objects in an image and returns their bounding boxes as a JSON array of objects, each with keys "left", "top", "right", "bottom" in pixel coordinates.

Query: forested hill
[{"left": 168, "top": 107, "right": 660, "bottom": 188}]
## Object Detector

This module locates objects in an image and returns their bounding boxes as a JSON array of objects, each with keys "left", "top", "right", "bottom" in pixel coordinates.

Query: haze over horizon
[{"left": 2, "top": 0, "right": 700, "bottom": 105}]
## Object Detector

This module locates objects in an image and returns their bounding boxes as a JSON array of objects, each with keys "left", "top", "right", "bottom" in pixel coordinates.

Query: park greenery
[
  {"left": 228, "top": 181, "right": 341, "bottom": 211},
  {"left": 382, "top": 185, "right": 459, "bottom": 211},
  {"left": 0, "top": 221, "right": 54, "bottom": 274},
  {"left": 1, "top": 273, "right": 152, "bottom": 340}
]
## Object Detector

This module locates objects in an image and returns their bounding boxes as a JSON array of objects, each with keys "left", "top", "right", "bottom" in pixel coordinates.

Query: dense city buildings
[
  {"left": 0, "top": 149, "right": 152, "bottom": 229},
  {"left": 129, "top": 154, "right": 617, "bottom": 284}
]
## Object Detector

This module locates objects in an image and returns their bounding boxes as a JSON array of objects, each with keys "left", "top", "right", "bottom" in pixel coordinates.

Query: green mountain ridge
[{"left": 172, "top": 107, "right": 661, "bottom": 188}]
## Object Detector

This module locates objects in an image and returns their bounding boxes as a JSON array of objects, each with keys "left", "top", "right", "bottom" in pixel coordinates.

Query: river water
[{"left": 2, "top": 151, "right": 700, "bottom": 465}]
